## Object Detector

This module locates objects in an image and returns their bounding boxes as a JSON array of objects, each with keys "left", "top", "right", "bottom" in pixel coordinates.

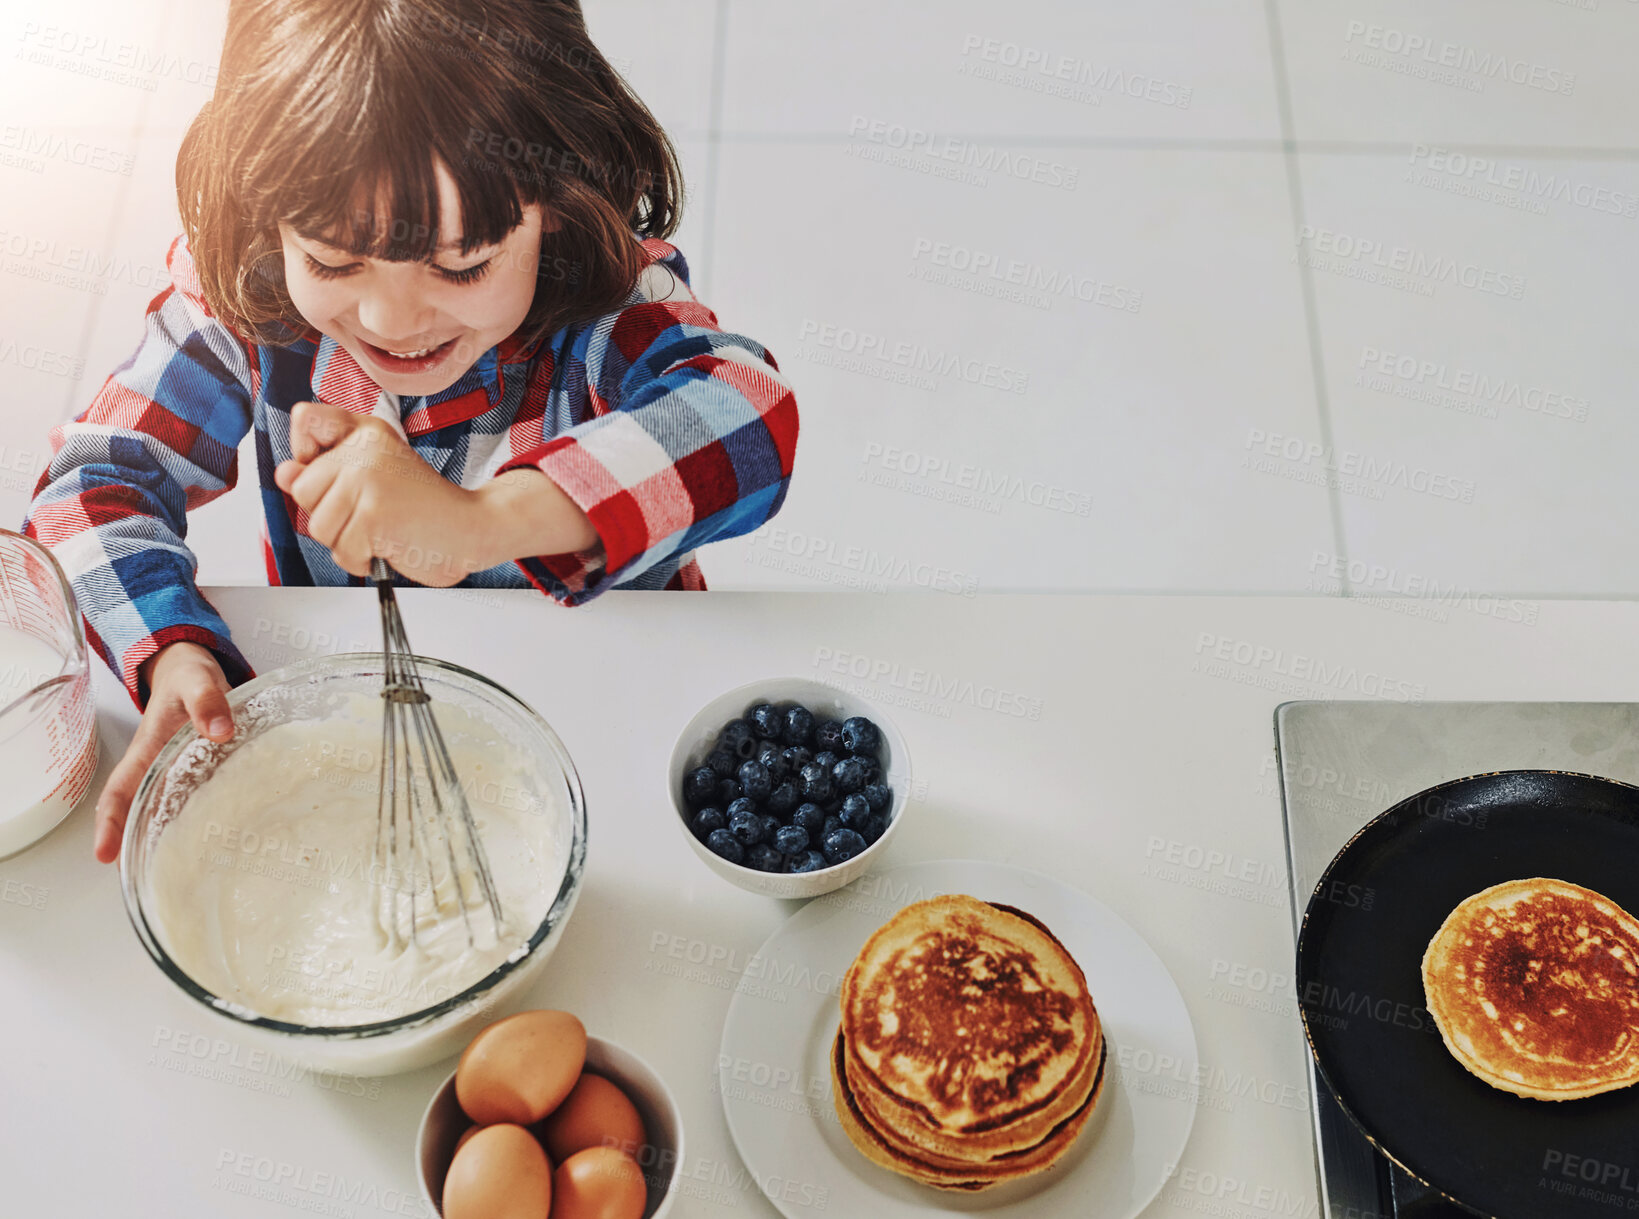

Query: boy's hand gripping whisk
[{"left": 371, "top": 558, "right": 505, "bottom": 951}]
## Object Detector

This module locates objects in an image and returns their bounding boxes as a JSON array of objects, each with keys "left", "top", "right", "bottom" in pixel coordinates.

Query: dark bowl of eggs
[{"left": 417, "top": 1010, "right": 682, "bottom": 1219}]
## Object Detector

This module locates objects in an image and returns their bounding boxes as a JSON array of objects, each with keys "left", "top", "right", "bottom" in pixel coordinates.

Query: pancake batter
[{"left": 147, "top": 697, "right": 565, "bottom": 1026}]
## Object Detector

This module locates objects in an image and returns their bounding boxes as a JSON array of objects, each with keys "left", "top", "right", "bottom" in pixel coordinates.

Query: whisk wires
[{"left": 371, "top": 558, "right": 505, "bottom": 952}]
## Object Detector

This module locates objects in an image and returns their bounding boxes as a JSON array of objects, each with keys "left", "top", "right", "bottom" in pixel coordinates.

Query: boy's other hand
[
  {"left": 274, "top": 401, "right": 489, "bottom": 587},
  {"left": 94, "top": 642, "right": 232, "bottom": 864}
]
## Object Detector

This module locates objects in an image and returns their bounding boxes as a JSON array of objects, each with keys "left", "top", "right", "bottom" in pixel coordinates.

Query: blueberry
[
  {"left": 783, "top": 705, "right": 815, "bottom": 746},
  {"left": 766, "top": 781, "right": 800, "bottom": 816},
  {"left": 861, "top": 783, "right": 892, "bottom": 813},
  {"left": 862, "top": 814, "right": 889, "bottom": 844},
  {"left": 793, "top": 803, "right": 824, "bottom": 834},
  {"left": 683, "top": 766, "right": 719, "bottom": 808},
  {"left": 813, "top": 720, "right": 844, "bottom": 752},
  {"left": 690, "top": 807, "right": 726, "bottom": 841},
  {"left": 747, "top": 843, "right": 784, "bottom": 873},
  {"left": 822, "top": 827, "right": 868, "bottom": 865},
  {"left": 729, "top": 808, "right": 766, "bottom": 847},
  {"left": 717, "top": 719, "right": 757, "bottom": 760},
  {"left": 749, "top": 703, "right": 784, "bottom": 740},
  {"left": 737, "top": 760, "right": 773, "bottom": 803},
  {"left": 707, "top": 747, "right": 740, "bottom": 779},
  {"left": 841, "top": 717, "right": 880, "bottom": 756},
  {"left": 758, "top": 814, "right": 781, "bottom": 843},
  {"left": 788, "top": 849, "right": 828, "bottom": 874},
  {"left": 813, "top": 751, "right": 840, "bottom": 773},
  {"left": 716, "top": 778, "right": 742, "bottom": 806},
  {"left": 706, "top": 828, "right": 744, "bottom": 864},
  {"left": 798, "top": 762, "right": 833, "bottom": 803},
  {"left": 781, "top": 745, "right": 813, "bottom": 773},
  {"left": 839, "top": 793, "right": 871, "bottom": 829},
  {"left": 727, "top": 796, "right": 759, "bottom": 821},
  {"left": 822, "top": 814, "right": 843, "bottom": 840},
  {"left": 755, "top": 741, "right": 787, "bottom": 781},
  {"left": 832, "top": 757, "right": 868, "bottom": 794},
  {"left": 773, "top": 825, "right": 810, "bottom": 855},
  {"left": 861, "top": 758, "right": 882, "bottom": 784}
]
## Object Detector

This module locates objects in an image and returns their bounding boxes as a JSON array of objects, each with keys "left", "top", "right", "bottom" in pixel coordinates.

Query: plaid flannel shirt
[{"left": 25, "top": 234, "right": 798, "bottom": 705}]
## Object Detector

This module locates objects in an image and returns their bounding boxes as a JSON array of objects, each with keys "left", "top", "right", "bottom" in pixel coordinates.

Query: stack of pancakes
[
  {"left": 831, "top": 895, "right": 1105, "bottom": 1190},
  {"left": 1422, "top": 877, "right": 1639, "bottom": 1100}
]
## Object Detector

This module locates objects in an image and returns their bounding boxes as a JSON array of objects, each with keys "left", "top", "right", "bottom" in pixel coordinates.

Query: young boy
[{"left": 25, "top": 0, "right": 798, "bottom": 861}]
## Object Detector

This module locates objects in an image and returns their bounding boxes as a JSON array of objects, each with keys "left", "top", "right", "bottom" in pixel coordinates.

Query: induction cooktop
[{"left": 1275, "top": 701, "right": 1639, "bottom": 1219}]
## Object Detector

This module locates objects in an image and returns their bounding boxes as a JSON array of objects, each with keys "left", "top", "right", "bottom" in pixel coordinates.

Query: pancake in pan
[{"left": 1422, "top": 878, "right": 1639, "bottom": 1100}]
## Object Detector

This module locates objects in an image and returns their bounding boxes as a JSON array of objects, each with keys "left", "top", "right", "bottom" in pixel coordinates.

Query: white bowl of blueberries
[{"left": 668, "top": 679, "right": 911, "bottom": 898}]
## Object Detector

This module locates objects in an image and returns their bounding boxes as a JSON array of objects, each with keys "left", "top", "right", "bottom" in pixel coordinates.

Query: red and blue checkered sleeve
[
  {"left": 499, "top": 289, "right": 798, "bottom": 603},
  {"left": 22, "top": 235, "right": 257, "bottom": 706}
]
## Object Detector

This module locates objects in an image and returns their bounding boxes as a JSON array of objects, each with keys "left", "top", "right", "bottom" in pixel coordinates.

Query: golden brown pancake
[
  {"left": 841, "top": 896, "right": 1099, "bottom": 1153},
  {"left": 833, "top": 895, "right": 1103, "bottom": 1187},
  {"left": 1422, "top": 878, "right": 1639, "bottom": 1100},
  {"left": 841, "top": 901, "right": 1103, "bottom": 1160},
  {"left": 831, "top": 1027, "right": 1106, "bottom": 1190},
  {"left": 843, "top": 1018, "right": 1104, "bottom": 1168}
]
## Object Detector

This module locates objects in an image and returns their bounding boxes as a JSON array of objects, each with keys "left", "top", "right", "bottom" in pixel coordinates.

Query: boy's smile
[
  {"left": 278, "top": 159, "right": 549, "bottom": 397},
  {"left": 351, "top": 334, "right": 463, "bottom": 378}
]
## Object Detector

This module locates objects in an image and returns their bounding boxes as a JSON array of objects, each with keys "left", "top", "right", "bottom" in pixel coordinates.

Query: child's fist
[{"left": 273, "top": 401, "right": 488, "bottom": 586}]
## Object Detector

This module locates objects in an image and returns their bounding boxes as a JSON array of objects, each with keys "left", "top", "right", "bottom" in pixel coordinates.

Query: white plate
[{"left": 717, "top": 860, "right": 1198, "bottom": 1218}]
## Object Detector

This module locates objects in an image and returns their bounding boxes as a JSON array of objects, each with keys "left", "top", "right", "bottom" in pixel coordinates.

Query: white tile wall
[
  {"left": 1294, "top": 150, "right": 1639, "bottom": 595},
  {"left": 1274, "top": 0, "right": 1639, "bottom": 147},
  {"left": 703, "top": 140, "right": 1332, "bottom": 593},
  {"left": 1, "top": 0, "right": 172, "bottom": 127},
  {"left": 0, "top": 125, "right": 133, "bottom": 414},
  {"left": 584, "top": 0, "right": 718, "bottom": 137},
  {"left": 719, "top": 0, "right": 1283, "bottom": 142},
  {"left": 0, "top": 0, "right": 1632, "bottom": 598}
]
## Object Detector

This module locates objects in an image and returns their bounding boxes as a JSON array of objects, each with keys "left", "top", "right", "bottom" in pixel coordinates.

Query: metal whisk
[{"left": 370, "top": 558, "right": 505, "bottom": 952}]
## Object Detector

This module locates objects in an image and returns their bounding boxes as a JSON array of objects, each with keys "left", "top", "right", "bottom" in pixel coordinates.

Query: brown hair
[{"left": 177, "top": 0, "right": 682, "bottom": 348}]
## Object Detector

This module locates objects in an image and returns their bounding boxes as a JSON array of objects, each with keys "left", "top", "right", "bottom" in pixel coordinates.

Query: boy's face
[{"left": 278, "top": 160, "right": 548, "bottom": 397}]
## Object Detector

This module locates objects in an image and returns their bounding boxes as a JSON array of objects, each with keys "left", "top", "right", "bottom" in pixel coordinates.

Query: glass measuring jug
[{"left": 0, "top": 529, "right": 99, "bottom": 857}]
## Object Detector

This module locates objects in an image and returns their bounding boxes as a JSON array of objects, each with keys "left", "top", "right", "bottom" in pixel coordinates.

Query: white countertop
[{"left": 5, "top": 589, "right": 1639, "bottom": 1218}]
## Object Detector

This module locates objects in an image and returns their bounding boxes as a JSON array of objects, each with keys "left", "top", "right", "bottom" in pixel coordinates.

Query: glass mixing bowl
[{"left": 120, "top": 653, "right": 587, "bottom": 1076}]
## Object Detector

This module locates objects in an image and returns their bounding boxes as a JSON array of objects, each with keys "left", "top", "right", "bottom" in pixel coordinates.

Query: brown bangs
[
  {"left": 270, "top": 124, "right": 529, "bottom": 266},
  {"left": 179, "top": 0, "right": 682, "bottom": 347}
]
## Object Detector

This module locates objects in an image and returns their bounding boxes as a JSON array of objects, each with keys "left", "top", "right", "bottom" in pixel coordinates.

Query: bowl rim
[
  {"left": 668, "top": 676, "right": 911, "bottom": 883},
  {"left": 118, "top": 651, "right": 589, "bottom": 1041}
]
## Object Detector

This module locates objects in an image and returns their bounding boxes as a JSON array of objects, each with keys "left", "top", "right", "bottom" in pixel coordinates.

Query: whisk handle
[{"left": 370, "top": 557, "right": 392, "bottom": 586}]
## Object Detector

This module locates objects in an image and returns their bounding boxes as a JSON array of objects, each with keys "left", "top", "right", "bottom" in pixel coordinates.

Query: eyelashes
[
  {"left": 301, "top": 254, "right": 354, "bottom": 281},
  {"left": 301, "top": 252, "right": 496, "bottom": 286},
  {"left": 437, "top": 260, "right": 495, "bottom": 286}
]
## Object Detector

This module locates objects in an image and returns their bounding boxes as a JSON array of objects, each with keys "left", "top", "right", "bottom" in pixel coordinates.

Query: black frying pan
[{"left": 1297, "top": 770, "right": 1639, "bottom": 1219}]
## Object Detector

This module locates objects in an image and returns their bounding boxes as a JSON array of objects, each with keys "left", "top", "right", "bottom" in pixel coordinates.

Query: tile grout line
[
  {"left": 1263, "top": 0, "right": 1351, "bottom": 598},
  {"left": 710, "top": 131, "right": 1639, "bottom": 159},
  {"left": 695, "top": 0, "right": 731, "bottom": 299}
]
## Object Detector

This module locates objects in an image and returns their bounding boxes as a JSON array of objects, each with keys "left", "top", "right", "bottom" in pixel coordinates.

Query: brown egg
[
  {"left": 454, "top": 1124, "right": 483, "bottom": 1155},
  {"left": 552, "top": 1148, "right": 647, "bottom": 1219},
  {"left": 457, "top": 1010, "right": 587, "bottom": 1125},
  {"left": 538, "top": 1074, "right": 647, "bottom": 1165},
  {"left": 443, "top": 1124, "right": 552, "bottom": 1219}
]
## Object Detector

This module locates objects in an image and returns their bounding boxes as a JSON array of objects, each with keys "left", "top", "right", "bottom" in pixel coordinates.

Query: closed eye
[
  {"left": 303, "top": 253, "right": 359, "bottom": 280},
  {"left": 434, "top": 259, "right": 493, "bottom": 286},
  {"left": 302, "top": 252, "right": 494, "bottom": 286}
]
